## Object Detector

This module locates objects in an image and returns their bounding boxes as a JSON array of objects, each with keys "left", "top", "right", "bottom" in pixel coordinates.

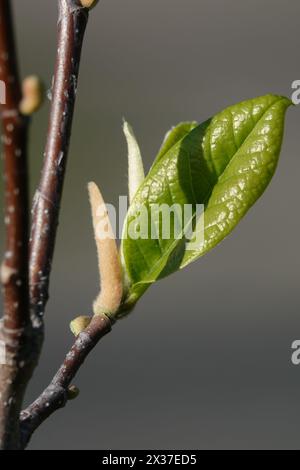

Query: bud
[
  {"left": 70, "top": 315, "right": 91, "bottom": 336},
  {"left": 80, "top": 0, "right": 99, "bottom": 9},
  {"left": 19, "top": 75, "right": 44, "bottom": 116},
  {"left": 67, "top": 385, "right": 80, "bottom": 400},
  {"left": 0, "top": 262, "right": 17, "bottom": 285},
  {"left": 88, "top": 182, "right": 123, "bottom": 317}
]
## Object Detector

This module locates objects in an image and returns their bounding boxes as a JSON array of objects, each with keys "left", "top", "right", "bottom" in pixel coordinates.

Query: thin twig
[
  {"left": 20, "top": 179, "right": 124, "bottom": 447},
  {"left": 29, "top": 0, "right": 89, "bottom": 322},
  {"left": 0, "top": 0, "right": 32, "bottom": 449},
  {"left": 20, "top": 314, "right": 112, "bottom": 448}
]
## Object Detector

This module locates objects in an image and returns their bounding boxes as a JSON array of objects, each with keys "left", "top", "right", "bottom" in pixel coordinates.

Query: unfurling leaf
[
  {"left": 123, "top": 120, "right": 145, "bottom": 203},
  {"left": 120, "top": 95, "right": 291, "bottom": 310}
]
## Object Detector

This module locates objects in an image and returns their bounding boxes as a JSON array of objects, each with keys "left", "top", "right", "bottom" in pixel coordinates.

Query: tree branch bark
[
  {"left": 20, "top": 314, "right": 112, "bottom": 448},
  {"left": 0, "top": 0, "right": 32, "bottom": 449},
  {"left": 29, "top": 0, "right": 89, "bottom": 323},
  {"left": 20, "top": 173, "right": 125, "bottom": 447},
  {"left": 1, "top": 0, "right": 91, "bottom": 449},
  {"left": 16, "top": 0, "right": 99, "bottom": 449}
]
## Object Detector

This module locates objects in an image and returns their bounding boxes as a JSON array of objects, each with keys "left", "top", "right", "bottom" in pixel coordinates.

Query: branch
[
  {"left": 0, "top": 0, "right": 31, "bottom": 449},
  {"left": 17, "top": 0, "right": 121, "bottom": 448},
  {"left": 20, "top": 180, "right": 123, "bottom": 447},
  {"left": 29, "top": 0, "right": 89, "bottom": 321},
  {"left": 20, "top": 314, "right": 112, "bottom": 448},
  {"left": 0, "top": 0, "right": 92, "bottom": 450},
  {"left": 0, "top": 0, "right": 29, "bottom": 335}
]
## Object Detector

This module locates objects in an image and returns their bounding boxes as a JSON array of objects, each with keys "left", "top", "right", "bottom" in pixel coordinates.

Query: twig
[
  {"left": 0, "top": 0, "right": 91, "bottom": 450},
  {"left": 18, "top": 0, "right": 121, "bottom": 448},
  {"left": 20, "top": 180, "right": 123, "bottom": 447},
  {"left": 0, "top": 0, "right": 32, "bottom": 449},
  {"left": 0, "top": 0, "right": 29, "bottom": 337},
  {"left": 29, "top": 0, "right": 89, "bottom": 322},
  {"left": 20, "top": 314, "right": 112, "bottom": 448}
]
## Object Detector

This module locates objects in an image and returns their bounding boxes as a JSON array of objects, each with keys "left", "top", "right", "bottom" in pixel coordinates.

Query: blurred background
[{"left": 0, "top": 0, "right": 299, "bottom": 450}]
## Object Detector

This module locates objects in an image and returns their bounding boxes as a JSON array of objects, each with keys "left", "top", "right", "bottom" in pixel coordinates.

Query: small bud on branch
[
  {"left": 19, "top": 75, "right": 44, "bottom": 116},
  {"left": 80, "top": 0, "right": 99, "bottom": 9},
  {"left": 70, "top": 315, "right": 91, "bottom": 336},
  {"left": 0, "top": 263, "right": 17, "bottom": 285},
  {"left": 67, "top": 385, "right": 80, "bottom": 400}
]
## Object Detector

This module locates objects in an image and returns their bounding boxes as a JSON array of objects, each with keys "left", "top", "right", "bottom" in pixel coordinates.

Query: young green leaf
[
  {"left": 120, "top": 95, "right": 291, "bottom": 309},
  {"left": 123, "top": 120, "right": 145, "bottom": 203}
]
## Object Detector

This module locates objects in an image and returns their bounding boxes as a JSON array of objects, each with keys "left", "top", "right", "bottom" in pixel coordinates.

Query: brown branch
[
  {"left": 29, "top": 0, "right": 89, "bottom": 322},
  {"left": 0, "top": 0, "right": 29, "bottom": 338},
  {"left": 0, "top": 0, "right": 91, "bottom": 450},
  {"left": 20, "top": 175, "right": 124, "bottom": 448},
  {"left": 20, "top": 314, "right": 112, "bottom": 448},
  {"left": 18, "top": 0, "right": 107, "bottom": 449},
  {"left": 0, "top": 0, "right": 32, "bottom": 449}
]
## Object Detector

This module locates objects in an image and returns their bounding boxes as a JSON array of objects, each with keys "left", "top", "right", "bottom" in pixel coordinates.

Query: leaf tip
[{"left": 123, "top": 120, "right": 145, "bottom": 203}]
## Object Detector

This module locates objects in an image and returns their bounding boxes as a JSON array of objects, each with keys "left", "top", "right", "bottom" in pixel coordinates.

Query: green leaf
[{"left": 121, "top": 95, "right": 291, "bottom": 308}]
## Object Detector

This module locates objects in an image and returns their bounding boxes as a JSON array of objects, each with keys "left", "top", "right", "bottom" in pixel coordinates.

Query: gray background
[{"left": 0, "top": 0, "right": 299, "bottom": 450}]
